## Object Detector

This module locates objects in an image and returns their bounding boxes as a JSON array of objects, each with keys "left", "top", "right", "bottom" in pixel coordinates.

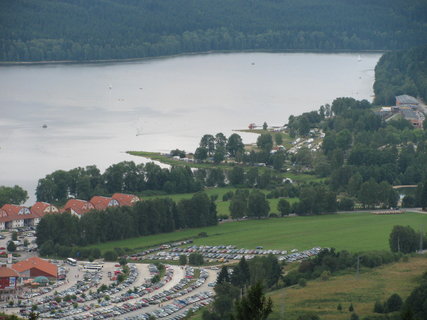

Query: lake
[{"left": 0, "top": 52, "right": 382, "bottom": 203}]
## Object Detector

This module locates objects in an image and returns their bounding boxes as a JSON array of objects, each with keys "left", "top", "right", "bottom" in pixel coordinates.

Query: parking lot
[
  {"left": 131, "top": 244, "right": 322, "bottom": 264},
  {"left": 1, "top": 258, "right": 217, "bottom": 320}
]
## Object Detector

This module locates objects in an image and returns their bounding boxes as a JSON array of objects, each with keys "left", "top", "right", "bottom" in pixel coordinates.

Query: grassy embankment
[
  {"left": 268, "top": 255, "right": 427, "bottom": 320},
  {"left": 87, "top": 211, "right": 427, "bottom": 254},
  {"left": 188, "top": 255, "right": 427, "bottom": 320}
]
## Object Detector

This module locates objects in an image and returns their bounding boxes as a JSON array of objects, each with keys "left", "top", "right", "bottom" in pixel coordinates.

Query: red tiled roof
[
  {"left": 63, "top": 199, "right": 95, "bottom": 215},
  {"left": 1, "top": 204, "right": 30, "bottom": 216},
  {"left": 0, "top": 204, "right": 29, "bottom": 223},
  {"left": 0, "top": 265, "right": 19, "bottom": 278},
  {"left": 12, "top": 257, "right": 57, "bottom": 278},
  {"left": 90, "top": 196, "right": 119, "bottom": 210},
  {"left": 31, "top": 202, "right": 59, "bottom": 218},
  {"left": 111, "top": 193, "right": 140, "bottom": 207}
]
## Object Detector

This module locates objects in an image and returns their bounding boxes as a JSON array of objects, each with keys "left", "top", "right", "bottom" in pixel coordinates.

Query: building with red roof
[
  {"left": 0, "top": 265, "right": 20, "bottom": 290},
  {"left": 1, "top": 204, "right": 30, "bottom": 229},
  {"left": 90, "top": 196, "right": 120, "bottom": 210},
  {"left": 30, "top": 202, "right": 59, "bottom": 226},
  {"left": 12, "top": 257, "right": 57, "bottom": 279},
  {"left": 112, "top": 193, "right": 140, "bottom": 207},
  {"left": 63, "top": 199, "right": 95, "bottom": 217}
]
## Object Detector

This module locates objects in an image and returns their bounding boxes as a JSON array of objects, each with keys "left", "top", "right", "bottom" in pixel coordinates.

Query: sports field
[{"left": 88, "top": 211, "right": 427, "bottom": 253}]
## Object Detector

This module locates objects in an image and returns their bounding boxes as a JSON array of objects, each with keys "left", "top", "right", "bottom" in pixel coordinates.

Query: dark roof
[
  {"left": 396, "top": 95, "right": 418, "bottom": 105},
  {"left": 401, "top": 109, "right": 419, "bottom": 120}
]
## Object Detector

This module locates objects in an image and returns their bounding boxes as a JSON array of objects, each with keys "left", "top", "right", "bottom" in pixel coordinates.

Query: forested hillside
[
  {"left": 374, "top": 44, "right": 427, "bottom": 105},
  {"left": 1, "top": 0, "right": 426, "bottom": 62}
]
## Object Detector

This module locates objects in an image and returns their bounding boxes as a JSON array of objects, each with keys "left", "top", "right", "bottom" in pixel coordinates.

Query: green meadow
[{"left": 88, "top": 212, "right": 427, "bottom": 254}]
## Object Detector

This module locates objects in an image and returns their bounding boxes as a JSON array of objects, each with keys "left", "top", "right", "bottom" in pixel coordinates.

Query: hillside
[
  {"left": 374, "top": 44, "right": 427, "bottom": 105},
  {"left": 1, "top": 0, "right": 427, "bottom": 62}
]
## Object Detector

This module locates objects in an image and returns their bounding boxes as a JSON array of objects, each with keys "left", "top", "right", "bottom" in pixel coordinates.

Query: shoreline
[{"left": 0, "top": 48, "right": 386, "bottom": 66}]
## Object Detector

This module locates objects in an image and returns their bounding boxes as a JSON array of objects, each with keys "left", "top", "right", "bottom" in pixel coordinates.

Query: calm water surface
[{"left": 0, "top": 52, "right": 381, "bottom": 203}]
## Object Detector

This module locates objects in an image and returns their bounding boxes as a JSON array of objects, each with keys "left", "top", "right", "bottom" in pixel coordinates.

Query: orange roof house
[
  {"left": 112, "top": 193, "right": 140, "bottom": 207},
  {"left": 31, "top": 202, "right": 59, "bottom": 218},
  {"left": 90, "top": 196, "right": 120, "bottom": 210},
  {"left": 63, "top": 199, "right": 95, "bottom": 216},
  {"left": 12, "top": 257, "right": 57, "bottom": 279},
  {"left": 1, "top": 204, "right": 30, "bottom": 229}
]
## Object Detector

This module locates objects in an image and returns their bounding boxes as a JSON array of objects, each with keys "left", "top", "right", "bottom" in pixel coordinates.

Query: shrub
[
  {"left": 384, "top": 293, "right": 402, "bottom": 312},
  {"left": 373, "top": 300, "right": 384, "bottom": 313},
  {"left": 103, "top": 251, "right": 118, "bottom": 261},
  {"left": 298, "top": 278, "right": 307, "bottom": 287},
  {"left": 321, "top": 270, "right": 331, "bottom": 281}
]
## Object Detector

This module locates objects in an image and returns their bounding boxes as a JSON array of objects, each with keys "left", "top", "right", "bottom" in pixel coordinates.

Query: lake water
[{"left": 0, "top": 52, "right": 382, "bottom": 203}]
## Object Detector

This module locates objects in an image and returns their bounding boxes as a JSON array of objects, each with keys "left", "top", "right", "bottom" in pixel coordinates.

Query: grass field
[
  {"left": 141, "top": 187, "right": 299, "bottom": 217},
  {"left": 87, "top": 212, "right": 427, "bottom": 254},
  {"left": 268, "top": 255, "right": 427, "bottom": 320}
]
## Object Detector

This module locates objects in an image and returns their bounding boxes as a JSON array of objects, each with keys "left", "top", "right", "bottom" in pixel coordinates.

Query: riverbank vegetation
[{"left": 1, "top": 0, "right": 426, "bottom": 62}]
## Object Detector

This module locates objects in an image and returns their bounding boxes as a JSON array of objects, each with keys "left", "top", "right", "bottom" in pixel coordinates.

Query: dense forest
[
  {"left": 1, "top": 0, "right": 427, "bottom": 62},
  {"left": 374, "top": 44, "right": 427, "bottom": 105}
]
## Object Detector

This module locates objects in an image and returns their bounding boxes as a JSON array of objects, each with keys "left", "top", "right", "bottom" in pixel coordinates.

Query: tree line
[
  {"left": 1, "top": 0, "right": 427, "bottom": 62},
  {"left": 36, "top": 162, "right": 204, "bottom": 205},
  {"left": 203, "top": 255, "right": 279, "bottom": 320},
  {"left": 374, "top": 44, "right": 427, "bottom": 105},
  {"left": 36, "top": 192, "right": 217, "bottom": 258}
]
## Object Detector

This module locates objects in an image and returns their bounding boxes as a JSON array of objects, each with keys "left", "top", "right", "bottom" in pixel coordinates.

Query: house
[
  {"left": 63, "top": 199, "right": 95, "bottom": 217},
  {"left": 112, "top": 193, "right": 140, "bottom": 207},
  {"left": 401, "top": 109, "right": 423, "bottom": 128},
  {"left": 0, "top": 265, "right": 20, "bottom": 290},
  {"left": 1, "top": 204, "right": 31, "bottom": 229},
  {"left": 90, "top": 196, "right": 120, "bottom": 210},
  {"left": 12, "top": 257, "right": 57, "bottom": 279},
  {"left": 396, "top": 95, "right": 419, "bottom": 109},
  {"left": 30, "top": 202, "right": 59, "bottom": 222}
]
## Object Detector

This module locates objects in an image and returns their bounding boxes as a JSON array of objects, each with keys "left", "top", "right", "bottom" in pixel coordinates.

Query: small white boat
[{"left": 358, "top": 55, "right": 362, "bottom": 62}]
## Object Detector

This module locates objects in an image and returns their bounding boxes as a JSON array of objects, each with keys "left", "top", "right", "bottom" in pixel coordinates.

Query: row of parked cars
[
  {"left": 127, "top": 240, "right": 194, "bottom": 261},
  {"left": 144, "top": 245, "right": 322, "bottom": 263}
]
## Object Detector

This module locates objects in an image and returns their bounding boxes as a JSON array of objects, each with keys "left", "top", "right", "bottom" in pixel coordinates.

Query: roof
[
  {"left": 90, "top": 196, "right": 119, "bottom": 210},
  {"left": 31, "top": 202, "right": 59, "bottom": 218},
  {"left": 0, "top": 265, "right": 19, "bottom": 278},
  {"left": 396, "top": 95, "right": 418, "bottom": 105},
  {"left": 64, "top": 199, "right": 95, "bottom": 215},
  {"left": 1, "top": 204, "right": 30, "bottom": 216},
  {"left": 0, "top": 204, "right": 30, "bottom": 223},
  {"left": 112, "top": 193, "right": 140, "bottom": 206},
  {"left": 12, "top": 257, "right": 57, "bottom": 278},
  {"left": 401, "top": 109, "right": 420, "bottom": 120}
]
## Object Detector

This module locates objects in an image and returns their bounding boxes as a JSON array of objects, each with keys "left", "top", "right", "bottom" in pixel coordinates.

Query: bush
[
  {"left": 269, "top": 213, "right": 279, "bottom": 218},
  {"left": 222, "top": 191, "right": 234, "bottom": 201},
  {"left": 384, "top": 293, "right": 402, "bottom": 312},
  {"left": 179, "top": 255, "right": 187, "bottom": 265},
  {"left": 198, "top": 232, "right": 208, "bottom": 238},
  {"left": 103, "top": 251, "right": 118, "bottom": 261},
  {"left": 298, "top": 278, "right": 307, "bottom": 287},
  {"left": 373, "top": 301, "right": 384, "bottom": 313},
  {"left": 189, "top": 253, "right": 204, "bottom": 266},
  {"left": 320, "top": 270, "right": 331, "bottom": 281}
]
